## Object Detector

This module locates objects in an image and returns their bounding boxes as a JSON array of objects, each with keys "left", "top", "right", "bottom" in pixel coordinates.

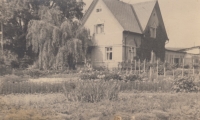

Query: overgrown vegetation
[
  {"left": 172, "top": 76, "right": 199, "bottom": 93},
  {"left": 26, "top": 7, "right": 90, "bottom": 70},
  {"left": 0, "top": 73, "right": 179, "bottom": 95},
  {"left": 0, "top": 0, "right": 85, "bottom": 59},
  {"left": 1, "top": 93, "right": 200, "bottom": 120}
]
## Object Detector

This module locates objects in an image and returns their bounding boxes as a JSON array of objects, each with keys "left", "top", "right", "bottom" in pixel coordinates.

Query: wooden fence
[{"left": 117, "top": 59, "right": 200, "bottom": 79}]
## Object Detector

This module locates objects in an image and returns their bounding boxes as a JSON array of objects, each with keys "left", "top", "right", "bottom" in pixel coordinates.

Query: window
[
  {"left": 129, "top": 47, "right": 134, "bottom": 53},
  {"left": 106, "top": 47, "right": 112, "bottom": 60},
  {"left": 95, "top": 24, "right": 104, "bottom": 34},
  {"left": 150, "top": 27, "right": 156, "bottom": 38},
  {"left": 96, "top": 8, "right": 102, "bottom": 12}
]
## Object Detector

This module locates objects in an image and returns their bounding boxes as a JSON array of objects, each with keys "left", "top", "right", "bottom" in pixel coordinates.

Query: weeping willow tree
[{"left": 26, "top": 6, "right": 90, "bottom": 70}]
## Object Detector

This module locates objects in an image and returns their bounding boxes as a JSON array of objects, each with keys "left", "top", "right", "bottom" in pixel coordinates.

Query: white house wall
[
  {"left": 84, "top": 0, "right": 124, "bottom": 68},
  {"left": 165, "top": 51, "right": 185, "bottom": 63},
  {"left": 183, "top": 48, "right": 200, "bottom": 54},
  {"left": 84, "top": 0, "right": 123, "bottom": 46}
]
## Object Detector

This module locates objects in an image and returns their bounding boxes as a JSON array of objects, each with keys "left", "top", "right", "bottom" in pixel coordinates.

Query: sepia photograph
[{"left": 0, "top": 0, "right": 200, "bottom": 119}]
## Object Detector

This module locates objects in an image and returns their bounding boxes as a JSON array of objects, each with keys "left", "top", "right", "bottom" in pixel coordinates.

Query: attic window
[
  {"left": 96, "top": 8, "right": 102, "bottom": 12},
  {"left": 95, "top": 24, "right": 104, "bottom": 34},
  {"left": 150, "top": 27, "right": 156, "bottom": 38},
  {"left": 150, "top": 22, "right": 157, "bottom": 38}
]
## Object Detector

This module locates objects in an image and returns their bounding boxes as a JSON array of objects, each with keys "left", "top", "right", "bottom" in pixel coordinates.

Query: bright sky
[{"left": 83, "top": 0, "right": 200, "bottom": 48}]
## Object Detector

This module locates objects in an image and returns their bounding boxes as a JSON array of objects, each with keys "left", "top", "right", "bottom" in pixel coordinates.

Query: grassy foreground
[{"left": 1, "top": 92, "right": 200, "bottom": 120}]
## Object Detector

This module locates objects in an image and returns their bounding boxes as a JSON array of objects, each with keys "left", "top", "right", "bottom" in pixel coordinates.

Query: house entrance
[{"left": 128, "top": 47, "right": 135, "bottom": 62}]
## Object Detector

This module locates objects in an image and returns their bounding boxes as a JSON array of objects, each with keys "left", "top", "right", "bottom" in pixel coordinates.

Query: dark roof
[
  {"left": 102, "top": 0, "right": 142, "bottom": 34},
  {"left": 178, "top": 46, "right": 200, "bottom": 51},
  {"left": 166, "top": 46, "right": 200, "bottom": 55},
  {"left": 165, "top": 48, "right": 186, "bottom": 54},
  {"left": 166, "top": 47, "right": 186, "bottom": 51},
  {"left": 81, "top": 0, "right": 166, "bottom": 35},
  {"left": 132, "top": 1, "right": 156, "bottom": 31},
  {"left": 81, "top": 0, "right": 99, "bottom": 25}
]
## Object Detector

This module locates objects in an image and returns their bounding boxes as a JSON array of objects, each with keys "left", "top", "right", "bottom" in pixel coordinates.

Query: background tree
[
  {"left": 0, "top": 0, "right": 85, "bottom": 60},
  {"left": 26, "top": 6, "right": 90, "bottom": 70}
]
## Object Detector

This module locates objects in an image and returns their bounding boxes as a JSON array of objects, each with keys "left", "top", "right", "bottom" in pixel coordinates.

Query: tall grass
[
  {"left": 0, "top": 82, "right": 66, "bottom": 94},
  {"left": 120, "top": 80, "right": 173, "bottom": 92},
  {"left": 3, "top": 74, "right": 199, "bottom": 104},
  {"left": 0, "top": 75, "right": 174, "bottom": 95},
  {"left": 0, "top": 75, "right": 120, "bottom": 102}
]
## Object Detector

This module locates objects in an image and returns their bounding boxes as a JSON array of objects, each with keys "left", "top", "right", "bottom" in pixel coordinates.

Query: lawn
[
  {"left": 1, "top": 92, "right": 200, "bottom": 120},
  {"left": 0, "top": 73, "right": 200, "bottom": 120}
]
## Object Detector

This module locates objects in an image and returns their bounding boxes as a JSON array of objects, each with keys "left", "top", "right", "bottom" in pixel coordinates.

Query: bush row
[
  {"left": 80, "top": 71, "right": 142, "bottom": 81},
  {"left": 172, "top": 76, "right": 200, "bottom": 93}
]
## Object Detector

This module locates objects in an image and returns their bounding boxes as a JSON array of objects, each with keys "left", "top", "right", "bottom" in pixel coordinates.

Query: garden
[
  {"left": 0, "top": 0, "right": 200, "bottom": 119},
  {"left": 0, "top": 61, "right": 200, "bottom": 120}
]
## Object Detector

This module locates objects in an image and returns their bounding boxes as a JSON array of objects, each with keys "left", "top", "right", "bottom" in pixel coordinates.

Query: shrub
[
  {"left": 80, "top": 72, "right": 98, "bottom": 80},
  {"left": 0, "top": 55, "right": 12, "bottom": 76},
  {"left": 125, "top": 74, "right": 140, "bottom": 81},
  {"left": 13, "top": 69, "right": 25, "bottom": 77},
  {"left": 80, "top": 71, "right": 124, "bottom": 81},
  {"left": 0, "top": 65, "right": 12, "bottom": 76},
  {"left": 194, "top": 64, "right": 199, "bottom": 69},
  {"left": 104, "top": 72, "right": 122, "bottom": 81},
  {"left": 10, "top": 60, "right": 19, "bottom": 68},
  {"left": 93, "top": 66, "right": 107, "bottom": 71},
  {"left": 63, "top": 80, "right": 120, "bottom": 102},
  {"left": 165, "top": 69, "right": 189, "bottom": 76},
  {"left": 184, "top": 64, "right": 190, "bottom": 69},
  {"left": 172, "top": 76, "right": 199, "bottom": 93},
  {"left": 23, "top": 69, "right": 46, "bottom": 78}
]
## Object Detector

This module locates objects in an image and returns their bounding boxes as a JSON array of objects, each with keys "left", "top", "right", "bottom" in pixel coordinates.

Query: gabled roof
[
  {"left": 102, "top": 0, "right": 142, "bottom": 34},
  {"left": 81, "top": 0, "right": 167, "bottom": 36},
  {"left": 132, "top": 1, "right": 156, "bottom": 31},
  {"left": 81, "top": 0, "right": 99, "bottom": 25}
]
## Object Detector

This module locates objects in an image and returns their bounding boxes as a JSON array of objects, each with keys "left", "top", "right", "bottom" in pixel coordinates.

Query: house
[
  {"left": 165, "top": 48, "right": 186, "bottom": 64},
  {"left": 177, "top": 46, "right": 200, "bottom": 65},
  {"left": 165, "top": 46, "right": 200, "bottom": 65},
  {"left": 82, "top": 0, "right": 168, "bottom": 69}
]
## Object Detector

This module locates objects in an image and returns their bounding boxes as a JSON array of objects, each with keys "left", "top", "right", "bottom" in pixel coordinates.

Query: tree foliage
[
  {"left": 26, "top": 6, "right": 90, "bottom": 70},
  {"left": 0, "top": 0, "right": 85, "bottom": 59}
]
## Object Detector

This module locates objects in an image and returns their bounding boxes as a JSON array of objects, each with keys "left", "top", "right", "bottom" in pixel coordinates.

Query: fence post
[
  {"left": 164, "top": 61, "right": 166, "bottom": 77},
  {"left": 130, "top": 60, "right": 132, "bottom": 73},
  {"left": 193, "top": 59, "right": 194, "bottom": 76},
  {"left": 157, "top": 60, "right": 158, "bottom": 80},
  {"left": 139, "top": 59, "right": 141, "bottom": 75},
  {"left": 126, "top": 61, "right": 128, "bottom": 75},
  {"left": 182, "top": 58, "right": 184, "bottom": 77},
  {"left": 144, "top": 59, "right": 146, "bottom": 73},
  {"left": 150, "top": 64, "right": 152, "bottom": 80},
  {"left": 135, "top": 60, "right": 137, "bottom": 74},
  {"left": 118, "top": 62, "right": 119, "bottom": 71},
  {"left": 150, "top": 51, "right": 153, "bottom": 80}
]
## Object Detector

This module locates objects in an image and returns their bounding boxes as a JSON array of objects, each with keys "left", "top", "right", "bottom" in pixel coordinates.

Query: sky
[{"left": 83, "top": 0, "right": 200, "bottom": 48}]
